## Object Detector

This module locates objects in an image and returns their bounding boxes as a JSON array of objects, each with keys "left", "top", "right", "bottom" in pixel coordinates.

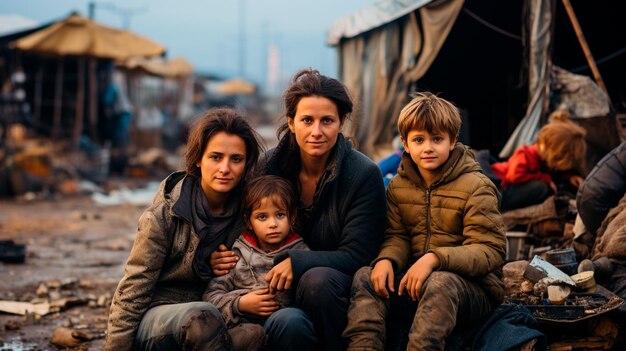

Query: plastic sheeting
[{"left": 332, "top": 0, "right": 464, "bottom": 156}]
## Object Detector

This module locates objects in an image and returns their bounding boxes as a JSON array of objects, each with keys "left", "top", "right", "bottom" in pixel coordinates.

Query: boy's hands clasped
[{"left": 371, "top": 253, "right": 441, "bottom": 301}]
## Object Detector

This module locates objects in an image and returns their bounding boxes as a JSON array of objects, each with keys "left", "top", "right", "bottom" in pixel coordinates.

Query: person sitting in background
[
  {"left": 575, "top": 140, "right": 626, "bottom": 324},
  {"left": 486, "top": 110, "right": 587, "bottom": 211},
  {"left": 377, "top": 135, "right": 404, "bottom": 187},
  {"left": 203, "top": 175, "right": 309, "bottom": 351}
]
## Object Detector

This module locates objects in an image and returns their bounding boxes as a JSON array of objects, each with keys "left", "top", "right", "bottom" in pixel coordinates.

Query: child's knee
[
  {"left": 181, "top": 308, "right": 230, "bottom": 349},
  {"left": 352, "top": 266, "right": 373, "bottom": 290}
]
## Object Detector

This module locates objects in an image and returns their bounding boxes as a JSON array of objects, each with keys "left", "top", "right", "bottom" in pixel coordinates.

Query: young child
[
  {"left": 343, "top": 92, "right": 506, "bottom": 350},
  {"left": 490, "top": 110, "right": 587, "bottom": 211},
  {"left": 203, "top": 175, "right": 308, "bottom": 350}
]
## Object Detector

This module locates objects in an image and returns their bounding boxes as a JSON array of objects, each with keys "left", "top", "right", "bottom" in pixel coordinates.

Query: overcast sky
[{"left": 0, "top": 0, "right": 374, "bottom": 93}]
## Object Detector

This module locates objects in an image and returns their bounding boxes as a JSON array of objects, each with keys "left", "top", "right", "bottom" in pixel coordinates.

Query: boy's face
[
  {"left": 401, "top": 129, "right": 456, "bottom": 184},
  {"left": 249, "top": 196, "right": 291, "bottom": 252}
]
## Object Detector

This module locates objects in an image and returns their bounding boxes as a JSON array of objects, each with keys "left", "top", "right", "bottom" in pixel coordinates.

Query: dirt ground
[{"left": 0, "top": 193, "right": 146, "bottom": 350}]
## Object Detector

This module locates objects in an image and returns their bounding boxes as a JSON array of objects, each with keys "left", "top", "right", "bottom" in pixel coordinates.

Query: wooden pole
[
  {"left": 89, "top": 57, "right": 98, "bottom": 142},
  {"left": 561, "top": 0, "right": 611, "bottom": 103},
  {"left": 53, "top": 58, "right": 64, "bottom": 139},
  {"left": 73, "top": 57, "right": 85, "bottom": 147},
  {"left": 34, "top": 63, "right": 43, "bottom": 124}
]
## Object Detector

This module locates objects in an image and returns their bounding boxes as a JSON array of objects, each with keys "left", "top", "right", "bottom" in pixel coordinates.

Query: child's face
[
  {"left": 401, "top": 129, "right": 455, "bottom": 184},
  {"left": 249, "top": 196, "right": 291, "bottom": 252}
]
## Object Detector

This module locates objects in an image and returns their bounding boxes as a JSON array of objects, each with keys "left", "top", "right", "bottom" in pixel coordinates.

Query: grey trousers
[
  {"left": 136, "top": 301, "right": 231, "bottom": 351},
  {"left": 344, "top": 267, "right": 494, "bottom": 351}
]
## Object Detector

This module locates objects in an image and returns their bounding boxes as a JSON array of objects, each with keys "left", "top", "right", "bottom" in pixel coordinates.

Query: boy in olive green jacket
[{"left": 343, "top": 92, "right": 506, "bottom": 351}]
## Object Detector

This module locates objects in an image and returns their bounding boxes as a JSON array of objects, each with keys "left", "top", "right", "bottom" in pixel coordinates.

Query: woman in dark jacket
[
  {"left": 258, "top": 69, "right": 386, "bottom": 350},
  {"left": 106, "top": 108, "right": 262, "bottom": 351}
]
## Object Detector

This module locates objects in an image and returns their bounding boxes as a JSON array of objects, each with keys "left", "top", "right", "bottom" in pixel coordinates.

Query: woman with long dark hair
[{"left": 106, "top": 107, "right": 262, "bottom": 351}]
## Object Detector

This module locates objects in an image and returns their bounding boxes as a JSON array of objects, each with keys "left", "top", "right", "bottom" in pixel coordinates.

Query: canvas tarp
[
  {"left": 11, "top": 13, "right": 165, "bottom": 60},
  {"left": 329, "top": 0, "right": 620, "bottom": 159},
  {"left": 330, "top": 0, "right": 464, "bottom": 157}
]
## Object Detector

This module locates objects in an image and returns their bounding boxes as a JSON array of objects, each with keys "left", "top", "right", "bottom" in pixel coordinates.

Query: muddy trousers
[
  {"left": 344, "top": 267, "right": 494, "bottom": 351},
  {"left": 265, "top": 267, "right": 352, "bottom": 351},
  {"left": 135, "top": 301, "right": 230, "bottom": 351}
]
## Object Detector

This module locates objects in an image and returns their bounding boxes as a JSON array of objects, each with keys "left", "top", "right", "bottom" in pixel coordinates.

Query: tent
[
  {"left": 120, "top": 56, "right": 194, "bottom": 79},
  {"left": 5, "top": 12, "right": 165, "bottom": 145},
  {"left": 328, "top": 0, "right": 625, "bottom": 160}
]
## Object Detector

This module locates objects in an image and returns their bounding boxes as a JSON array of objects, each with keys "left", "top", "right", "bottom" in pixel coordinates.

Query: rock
[
  {"left": 520, "top": 280, "right": 535, "bottom": 294},
  {"left": 4, "top": 319, "right": 21, "bottom": 331},
  {"left": 50, "top": 327, "right": 93, "bottom": 349},
  {"left": 548, "top": 285, "right": 571, "bottom": 305},
  {"left": 503, "top": 260, "right": 529, "bottom": 295},
  {"left": 36, "top": 283, "right": 49, "bottom": 297}
]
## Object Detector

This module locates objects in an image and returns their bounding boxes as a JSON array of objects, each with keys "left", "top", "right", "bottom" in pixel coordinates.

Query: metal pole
[{"left": 239, "top": 0, "right": 246, "bottom": 77}]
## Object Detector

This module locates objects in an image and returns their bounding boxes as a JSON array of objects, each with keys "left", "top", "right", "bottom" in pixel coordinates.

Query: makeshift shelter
[
  {"left": 116, "top": 56, "right": 195, "bottom": 150},
  {"left": 3, "top": 12, "right": 165, "bottom": 146},
  {"left": 329, "top": 0, "right": 626, "bottom": 160},
  {"left": 216, "top": 78, "right": 257, "bottom": 96}
]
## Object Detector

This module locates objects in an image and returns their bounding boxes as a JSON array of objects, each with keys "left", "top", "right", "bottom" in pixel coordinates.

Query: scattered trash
[
  {"left": 523, "top": 255, "right": 576, "bottom": 286},
  {"left": 50, "top": 327, "right": 91, "bottom": 349},
  {"left": 4, "top": 319, "right": 21, "bottom": 331},
  {"left": 0, "top": 300, "right": 50, "bottom": 316},
  {"left": 0, "top": 240, "right": 26, "bottom": 263},
  {"left": 548, "top": 285, "right": 571, "bottom": 305},
  {"left": 91, "top": 182, "right": 158, "bottom": 206}
]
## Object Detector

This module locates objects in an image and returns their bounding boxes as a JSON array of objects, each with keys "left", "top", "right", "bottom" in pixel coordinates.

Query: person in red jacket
[{"left": 490, "top": 110, "right": 587, "bottom": 211}]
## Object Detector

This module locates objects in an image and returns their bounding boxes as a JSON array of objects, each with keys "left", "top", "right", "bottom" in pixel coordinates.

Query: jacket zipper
[{"left": 423, "top": 188, "right": 432, "bottom": 253}]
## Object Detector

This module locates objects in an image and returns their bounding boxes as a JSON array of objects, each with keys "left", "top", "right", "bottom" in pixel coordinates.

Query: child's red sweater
[{"left": 491, "top": 144, "right": 552, "bottom": 189}]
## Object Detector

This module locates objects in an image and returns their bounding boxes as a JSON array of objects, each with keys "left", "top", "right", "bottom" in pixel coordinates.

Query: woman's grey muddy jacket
[{"left": 105, "top": 171, "right": 241, "bottom": 351}]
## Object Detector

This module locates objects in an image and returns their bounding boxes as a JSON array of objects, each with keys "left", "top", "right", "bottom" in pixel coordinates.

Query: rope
[
  {"left": 462, "top": 8, "right": 522, "bottom": 41},
  {"left": 570, "top": 45, "right": 626, "bottom": 73}
]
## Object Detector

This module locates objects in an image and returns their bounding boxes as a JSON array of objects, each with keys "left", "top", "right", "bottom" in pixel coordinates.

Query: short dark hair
[
  {"left": 243, "top": 175, "right": 297, "bottom": 228},
  {"left": 277, "top": 68, "right": 353, "bottom": 140},
  {"left": 185, "top": 107, "right": 262, "bottom": 180}
]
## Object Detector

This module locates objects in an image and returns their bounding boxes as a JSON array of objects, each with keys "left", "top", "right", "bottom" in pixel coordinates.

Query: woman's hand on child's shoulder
[
  {"left": 371, "top": 259, "right": 395, "bottom": 299},
  {"left": 238, "top": 288, "right": 279, "bottom": 317},
  {"left": 210, "top": 244, "right": 239, "bottom": 276}
]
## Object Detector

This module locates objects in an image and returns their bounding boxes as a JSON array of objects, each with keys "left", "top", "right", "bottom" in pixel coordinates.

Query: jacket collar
[
  {"left": 240, "top": 231, "right": 301, "bottom": 251},
  {"left": 265, "top": 133, "right": 350, "bottom": 190}
]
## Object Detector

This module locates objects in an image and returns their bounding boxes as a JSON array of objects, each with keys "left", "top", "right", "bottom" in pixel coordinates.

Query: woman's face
[
  {"left": 288, "top": 96, "right": 343, "bottom": 159},
  {"left": 197, "top": 131, "right": 247, "bottom": 198}
]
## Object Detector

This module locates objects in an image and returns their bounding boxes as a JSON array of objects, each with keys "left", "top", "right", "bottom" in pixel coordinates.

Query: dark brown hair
[
  {"left": 397, "top": 92, "right": 461, "bottom": 142},
  {"left": 243, "top": 175, "right": 297, "bottom": 228},
  {"left": 185, "top": 107, "right": 262, "bottom": 180},
  {"left": 277, "top": 68, "right": 353, "bottom": 140}
]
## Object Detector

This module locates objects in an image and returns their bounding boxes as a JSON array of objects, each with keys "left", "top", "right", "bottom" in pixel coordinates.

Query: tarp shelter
[
  {"left": 11, "top": 13, "right": 164, "bottom": 59},
  {"left": 119, "top": 56, "right": 194, "bottom": 79},
  {"left": 6, "top": 12, "right": 165, "bottom": 146},
  {"left": 216, "top": 78, "right": 257, "bottom": 96},
  {"left": 329, "top": 0, "right": 626, "bottom": 159}
]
